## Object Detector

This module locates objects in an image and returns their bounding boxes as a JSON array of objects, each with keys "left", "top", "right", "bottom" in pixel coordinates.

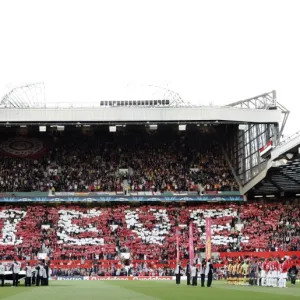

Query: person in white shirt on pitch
[
  {"left": 175, "top": 262, "right": 183, "bottom": 285},
  {"left": 25, "top": 263, "right": 32, "bottom": 287},
  {"left": 200, "top": 259, "right": 206, "bottom": 287},
  {"left": 42, "top": 264, "right": 48, "bottom": 286},
  {"left": 191, "top": 264, "right": 198, "bottom": 286},
  {"left": 11, "top": 260, "right": 21, "bottom": 287}
]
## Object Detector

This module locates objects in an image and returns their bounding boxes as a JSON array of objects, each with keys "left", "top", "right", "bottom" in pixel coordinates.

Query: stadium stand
[
  {"left": 0, "top": 126, "right": 299, "bottom": 278},
  {"left": 0, "top": 130, "right": 238, "bottom": 193}
]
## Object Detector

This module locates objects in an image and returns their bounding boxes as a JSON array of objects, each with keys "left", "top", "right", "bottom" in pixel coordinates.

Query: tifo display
[{"left": 0, "top": 203, "right": 299, "bottom": 261}]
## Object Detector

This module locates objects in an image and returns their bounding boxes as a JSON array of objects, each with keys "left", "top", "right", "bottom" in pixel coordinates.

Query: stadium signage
[
  {"left": 55, "top": 276, "right": 84, "bottom": 280},
  {"left": 85, "top": 276, "right": 173, "bottom": 281},
  {"left": 0, "top": 196, "right": 244, "bottom": 202},
  {"left": 132, "top": 276, "right": 173, "bottom": 281}
]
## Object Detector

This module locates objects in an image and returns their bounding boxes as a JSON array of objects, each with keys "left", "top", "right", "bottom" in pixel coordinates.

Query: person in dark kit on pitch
[
  {"left": 40, "top": 263, "right": 46, "bottom": 286},
  {"left": 32, "top": 266, "right": 36, "bottom": 285},
  {"left": 41, "top": 261, "right": 49, "bottom": 286},
  {"left": 191, "top": 263, "right": 198, "bottom": 286},
  {"left": 175, "top": 262, "right": 183, "bottom": 285},
  {"left": 11, "top": 260, "right": 20, "bottom": 287},
  {"left": 44, "top": 262, "right": 50, "bottom": 286},
  {"left": 206, "top": 259, "right": 214, "bottom": 288},
  {"left": 0, "top": 262, "right": 4, "bottom": 287},
  {"left": 25, "top": 262, "right": 32, "bottom": 287},
  {"left": 289, "top": 265, "right": 298, "bottom": 286},
  {"left": 200, "top": 259, "right": 206, "bottom": 287},
  {"left": 186, "top": 262, "right": 191, "bottom": 285}
]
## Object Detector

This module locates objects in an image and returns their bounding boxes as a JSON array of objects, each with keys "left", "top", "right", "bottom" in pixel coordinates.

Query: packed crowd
[
  {"left": 240, "top": 203, "right": 300, "bottom": 252},
  {"left": 0, "top": 203, "right": 299, "bottom": 263},
  {"left": 0, "top": 131, "right": 238, "bottom": 193}
]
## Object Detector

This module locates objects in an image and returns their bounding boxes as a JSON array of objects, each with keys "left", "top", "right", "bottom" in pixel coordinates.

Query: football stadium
[{"left": 0, "top": 84, "right": 299, "bottom": 300}]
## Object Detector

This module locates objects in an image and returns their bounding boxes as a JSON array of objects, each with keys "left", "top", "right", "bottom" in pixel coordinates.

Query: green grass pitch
[{"left": 1, "top": 281, "right": 299, "bottom": 300}]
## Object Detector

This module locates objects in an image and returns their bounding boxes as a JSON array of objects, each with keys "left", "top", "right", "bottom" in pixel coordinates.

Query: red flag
[
  {"left": 189, "top": 223, "right": 194, "bottom": 265},
  {"left": 176, "top": 227, "right": 180, "bottom": 261}
]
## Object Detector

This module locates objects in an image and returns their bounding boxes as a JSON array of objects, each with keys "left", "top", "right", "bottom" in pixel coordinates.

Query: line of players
[
  {"left": 227, "top": 257, "right": 298, "bottom": 288},
  {"left": 0, "top": 260, "right": 50, "bottom": 287}
]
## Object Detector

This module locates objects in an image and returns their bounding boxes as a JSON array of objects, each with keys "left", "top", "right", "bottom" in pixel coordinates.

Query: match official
[
  {"left": 25, "top": 263, "right": 32, "bottom": 287},
  {"left": 11, "top": 260, "right": 20, "bottom": 287},
  {"left": 175, "top": 262, "right": 182, "bottom": 285},
  {"left": 200, "top": 259, "right": 206, "bottom": 287},
  {"left": 191, "top": 263, "right": 198, "bottom": 286}
]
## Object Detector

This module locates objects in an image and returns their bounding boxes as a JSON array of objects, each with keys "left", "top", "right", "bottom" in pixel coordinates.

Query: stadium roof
[
  {"left": 249, "top": 132, "right": 300, "bottom": 197},
  {"left": 0, "top": 83, "right": 46, "bottom": 108},
  {"left": 0, "top": 83, "right": 191, "bottom": 108},
  {"left": 0, "top": 85, "right": 283, "bottom": 125}
]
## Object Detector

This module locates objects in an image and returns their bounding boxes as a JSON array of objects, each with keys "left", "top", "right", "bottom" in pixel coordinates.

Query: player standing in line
[
  {"left": 249, "top": 259, "right": 257, "bottom": 286},
  {"left": 261, "top": 259, "right": 268, "bottom": 286},
  {"left": 231, "top": 261, "right": 237, "bottom": 285},
  {"left": 237, "top": 261, "right": 244, "bottom": 285},
  {"left": 272, "top": 258, "right": 280, "bottom": 287},
  {"left": 266, "top": 258, "right": 272, "bottom": 287},
  {"left": 279, "top": 258, "right": 289, "bottom": 288},
  {"left": 227, "top": 261, "right": 232, "bottom": 285},
  {"left": 256, "top": 259, "right": 262, "bottom": 286},
  {"left": 242, "top": 260, "right": 248, "bottom": 285},
  {"left": 289, "top": 262, "right": 298, "bottom": 286}
]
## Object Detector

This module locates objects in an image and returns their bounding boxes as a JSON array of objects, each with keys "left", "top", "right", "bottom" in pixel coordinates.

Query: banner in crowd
[
  {"left": 205, "top": 218, "right": 212, "bottom": 260},
  {"left": 0, "top": 195, "right": 244, "bottom": 202},
  {"left": 53, "top": 276, "right": 173, "bottom": 281},
  {"left": 176, "top": 227, "right": 180, "bottom": 261},
  {"left": 189, "top": 223, "right": 194, "bottom": 265},
  {"left": 0, "top": 138, "right": 45, "bottom": 158}
]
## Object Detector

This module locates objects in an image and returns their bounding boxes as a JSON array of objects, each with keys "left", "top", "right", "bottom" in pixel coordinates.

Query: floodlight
[
  {"left": 57, "top": 126, "right": 65, "bottom": 131},
  {"left": 150, "top": 125, "right": 158, "bottom": 130}
]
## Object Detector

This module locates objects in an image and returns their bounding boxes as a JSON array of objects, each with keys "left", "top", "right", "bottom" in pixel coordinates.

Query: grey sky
[{"left": 0, "top": 0, "right": 299, "bottom": 136}]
